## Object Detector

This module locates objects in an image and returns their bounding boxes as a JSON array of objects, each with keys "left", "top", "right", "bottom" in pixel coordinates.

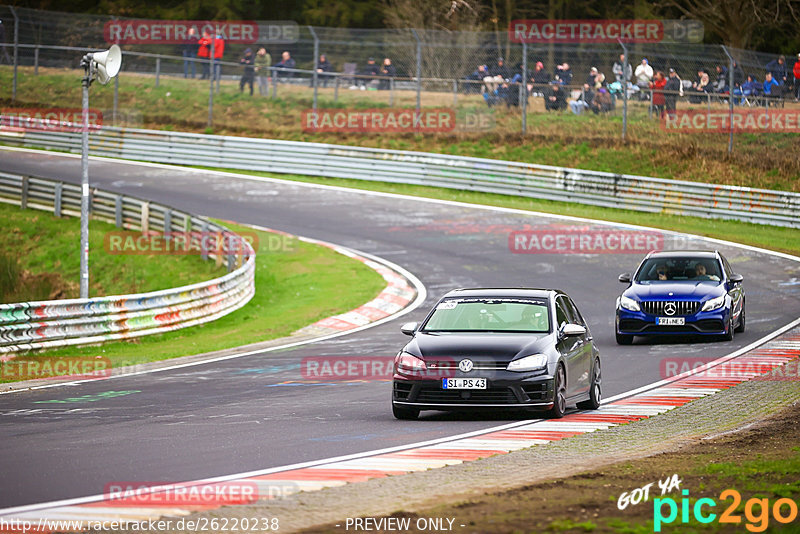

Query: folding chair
[{"left": 342, "top": 62, "right": 357, "bottom": 88}]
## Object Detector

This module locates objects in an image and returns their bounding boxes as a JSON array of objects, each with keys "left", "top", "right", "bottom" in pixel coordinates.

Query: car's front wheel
[
  {"left": 548, "top": 365, "right": 567, "bottom": 419},
  {"left": 616, "top": 331, "right": 634, "bottom": 345},
  {"left": 392, "top": 404, "right": 419, "bottom": 420},
  {"left": 577, "top": 358, "right": 601, "bottom": 410},
  {"left": 722, "top": 315, "right": 734, "bottom": 341}
]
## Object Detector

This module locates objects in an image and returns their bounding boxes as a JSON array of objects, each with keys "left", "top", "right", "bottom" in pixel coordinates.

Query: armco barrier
[
  {"left": 2, "top": 126, "right": 798, "bottom": 228},
  {"left": 0, "top": 171, "right": 255, "bottom": 355}
]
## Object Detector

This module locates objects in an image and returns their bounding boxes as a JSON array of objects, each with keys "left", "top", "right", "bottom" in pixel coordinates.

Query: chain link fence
[{"left": 1, "top": 5, "right": 798, "bottom": 153}]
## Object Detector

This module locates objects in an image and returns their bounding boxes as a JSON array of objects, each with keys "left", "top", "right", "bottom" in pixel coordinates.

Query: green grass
[
  {"left": 2, "top": 65, "right": 799, "bottom": 192},
  {"left": 0, "top": 202, "right": 224, "bottom": 300},
  {"left": 0, "top": 213, "right": 386, "bottom": 381},
  {"left": 203, "top": 168, "right": 800, "bottom": 257}
]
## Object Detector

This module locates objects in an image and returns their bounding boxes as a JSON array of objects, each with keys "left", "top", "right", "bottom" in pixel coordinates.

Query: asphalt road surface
[{"left": 1, "top": 148, "right": 798, "bottom": 509}]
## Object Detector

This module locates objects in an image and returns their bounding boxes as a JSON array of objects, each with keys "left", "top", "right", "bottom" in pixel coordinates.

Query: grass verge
[
  {"left": 202, "top": 168, "right": 800, "bottom": 257},
  {"left": 0, "top": 202, "right": 224, "bottom": 301},
  {"left": 1, "top": 66, "right": 798, "bottom": 191},
  {"left": 0, "top": 217, "right": 386, "bottom": 382}
]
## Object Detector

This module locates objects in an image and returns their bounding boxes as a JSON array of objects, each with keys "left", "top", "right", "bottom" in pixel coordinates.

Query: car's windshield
[
  {"left": 635, "top": 257, "right": 722, "bottom": 282},
  {"left": 421, "top": 298, "right": 551, "bottom": 333}
]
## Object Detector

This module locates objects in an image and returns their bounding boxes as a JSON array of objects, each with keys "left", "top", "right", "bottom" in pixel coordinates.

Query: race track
[{"left": 1, "top": 148, "right": 799, "bottom": 509}]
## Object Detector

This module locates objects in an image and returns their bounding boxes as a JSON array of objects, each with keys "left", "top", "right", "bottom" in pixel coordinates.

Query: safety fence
[
  {"left": 0, "top": 171, "right": 256, "bottom": 355},
  {"left": 2, "top": 126, "right": 798, "bottom": 229}
]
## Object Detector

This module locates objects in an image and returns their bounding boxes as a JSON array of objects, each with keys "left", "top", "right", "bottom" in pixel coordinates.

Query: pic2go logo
[{"left": 654, "top": 489, "right": 798, "bottom": 532}]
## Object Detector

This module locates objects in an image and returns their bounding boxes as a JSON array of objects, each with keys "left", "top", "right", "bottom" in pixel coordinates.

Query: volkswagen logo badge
[
  {"left": 458, "top": 359, "right": 474, "bottom": 373},
  {"left": 664, "top": 302, "right": 677, "bottom": 316}
]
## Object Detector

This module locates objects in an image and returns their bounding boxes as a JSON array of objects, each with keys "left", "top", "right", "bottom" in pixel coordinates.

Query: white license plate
[
  {"left": 657, "top": 317, "right": 685, "bottom": 326},
  {"left": 442, "top": 378, "right": 487, "bottom": 389}
]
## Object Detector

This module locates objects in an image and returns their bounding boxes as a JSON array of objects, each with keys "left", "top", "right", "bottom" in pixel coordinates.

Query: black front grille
[
  {"left": 426, "top": 359, "right": 510, "bottom": 371},
  {"left": 695, "top": 319, "right": 725, "bottom": 332},
  {"left": 641, "top": 301, "right": 700, "bottom": 316},
  {"left": 619, "top": 318, "right": 648, "bottom": 332},
  {"left": 414, "top": 386, "right": 519, "bottom": 404},
  {"left": 521, "top": 383, "right": 548, "bottom": 401},
  {"left": 393, "top": 381, "right": 413, "bottom": 400}
]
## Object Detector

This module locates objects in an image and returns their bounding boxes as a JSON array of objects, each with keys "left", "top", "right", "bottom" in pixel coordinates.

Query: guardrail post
[
  {"left": 141, "top": 202, "right": 149, "bottom": 233},
  {"left": 34, "top": 46, "right": 39, "bottom": 75},
  {"left": 20, "top": 175, "right": 28, "bottom": 209},
  {"left": 115, "top": 195, "right": 122, "bottom": 227},
  {"left": 200, "top": 220, "right": 208, "bottom": 261},
  {"left": 227, "top": 242, "right": 234, "bottom": 273},
  {"left": 412, "top": 29, "right": 421, "bottom": 113},
  {"left": 10, "top": 6, "right": 18, "bottom": 102},
  {"left": 54, "top": 182, "right": 62, "bottom": 217},
  {"left": 155, "top": 57, "right": 160, "bottom": 87},
  {"left": 164, "top": 208, "right": 172, "bottom": 233}
]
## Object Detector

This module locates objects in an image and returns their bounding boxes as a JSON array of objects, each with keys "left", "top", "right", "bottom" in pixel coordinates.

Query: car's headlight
[
  {"left": 396, "top": 351, "right": 427, "bottom": 373},
  {"left": 701, "top": 295, "right": 726, "bottom": 312},
  {"left": 507, "top": 354, "right": 548, "bottom": 372},
  {"left": 619, "top": 295, "right": 641, "bottom": 312}
]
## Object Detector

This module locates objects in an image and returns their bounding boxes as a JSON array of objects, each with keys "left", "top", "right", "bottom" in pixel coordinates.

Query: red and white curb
[{"left": 2, "top": 328, "right": 798, "bottom": 531}]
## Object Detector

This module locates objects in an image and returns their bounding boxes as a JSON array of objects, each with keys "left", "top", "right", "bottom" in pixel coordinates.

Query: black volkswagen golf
[{"left": 392, "top": 288, "right": 601, "bottom": 420}]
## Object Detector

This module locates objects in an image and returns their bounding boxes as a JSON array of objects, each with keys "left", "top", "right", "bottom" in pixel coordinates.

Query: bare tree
[{"left": 659, "top": 0, "right": 799, "bottom": 49}]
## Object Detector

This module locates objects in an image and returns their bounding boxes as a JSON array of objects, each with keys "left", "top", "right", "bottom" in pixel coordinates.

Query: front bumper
[
  {"left": 616, "top": 306, "right": 730, "bottom": 336},
  {"left": 392, "top": 373, "right": 555, "bottom": 411}
]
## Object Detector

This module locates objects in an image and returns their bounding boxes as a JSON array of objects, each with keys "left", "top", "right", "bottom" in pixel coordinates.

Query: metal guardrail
[
  {"left": 0, "top": 171, "right": 256, "bottom": 354},
  {"left": 2, "top": 126, "right": 798, "bottom": 228}
]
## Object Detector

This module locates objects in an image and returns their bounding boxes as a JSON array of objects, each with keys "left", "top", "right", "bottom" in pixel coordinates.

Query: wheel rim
[
  {"left": 593, "top": 361, "right": 602, "bottom": 403},
  {"left": 556, "top": 367, "right": 566, "bottom": 413}
]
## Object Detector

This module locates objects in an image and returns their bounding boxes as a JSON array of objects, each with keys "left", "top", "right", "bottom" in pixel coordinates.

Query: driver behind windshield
[{"left": 693, "top": 262, "right": 720, "bottom": 281}]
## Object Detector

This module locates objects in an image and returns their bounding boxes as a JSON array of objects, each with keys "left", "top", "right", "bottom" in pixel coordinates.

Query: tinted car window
[
  {"left": 721, "top": 255, "right": 734, "bottom": 278},
  {"left": 561, "top": 296, "right": 586, "bottom": 327},
  {"left": 422, "top": 298, "right": 550, "bottom": 333},
  {"left": 635, "top": 257, "right": 722, "bottom": 282},
  {"left": 555, "top": 299, "right": 570, "bottom": 330}
]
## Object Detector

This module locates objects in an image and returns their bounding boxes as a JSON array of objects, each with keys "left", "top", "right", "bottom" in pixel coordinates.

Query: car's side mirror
[
  {"left": 618, "top": 273, "right": 631, "bottom": 283},
  {"left": 400, "top": 322, "right": 418, "bottom": 336},
  {"left": 561, "top": 323, "right": 587, "bottom": 337},
  {"left": 729, "top": 273, "right": 744, "bottom": 284}
]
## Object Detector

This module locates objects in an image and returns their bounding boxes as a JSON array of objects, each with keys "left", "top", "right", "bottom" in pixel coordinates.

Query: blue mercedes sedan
[{"left": 615, "top": 250, "right": 745, "bottom": 344}]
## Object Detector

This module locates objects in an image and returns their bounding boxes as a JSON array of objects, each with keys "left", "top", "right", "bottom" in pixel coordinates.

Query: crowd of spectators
[{"left": 174, "top": 29, "right": 800, "bottom": 109}]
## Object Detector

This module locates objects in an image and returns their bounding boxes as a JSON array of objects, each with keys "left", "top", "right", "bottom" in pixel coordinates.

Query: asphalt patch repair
[{"left": 304, "top": 402, "right": 800, "bottom": 533}]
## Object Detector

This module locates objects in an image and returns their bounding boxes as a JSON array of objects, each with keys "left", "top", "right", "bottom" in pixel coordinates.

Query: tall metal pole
[
  {"left": 309, "top": 26, "right": 319, "bottom": 113},
  {"left": 79, "top": 64, "right": 91, "bottom": 298},
  {"left": 619, "top": 39, "right": 628, "bottom": 142},
  {"left": 721, "top": 45, "right": 735, "bottom": 155},
  {"left": 521, "top": 41, "right": 527, "bottom": 135},
  {"left": 10, "top": 7, "right": 18, "bottom": 102},
  {"left": 412, "top": 29, "right": 421, "bottom": 113},
  {"left": 208, "top": 39, "right": 215, "bottom": 128}
]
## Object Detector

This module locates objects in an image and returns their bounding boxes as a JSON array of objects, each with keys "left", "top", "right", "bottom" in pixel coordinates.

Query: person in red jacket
[
  {"left": 212, "top": 33, "right": 225, "bottom": 81},
  {"left": 649, "top": 71, "right": 667, "bottom": 118},
  {"left": 197, "top": 30, "right": 211, "bottom": 79},
  {"left": 793, "top": 53, "right": 800, "bottom": 101}
]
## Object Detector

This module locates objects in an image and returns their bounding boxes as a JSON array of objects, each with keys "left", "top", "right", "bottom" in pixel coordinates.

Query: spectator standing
[
  {"left": 212, "top": 33, "right": 225, "bottom": 81},
  {"left": 254, "top": 48, "right": 271, "bottom": 96},
  {"left": 310, "top": 53, "right": 333, "bottom": 88},
  {"left": 0, "top": 21, "right": 10, "bottom": 64},
  {"left": 239, "top": 48, "right": 255, "bottom": 95},
  {"left": 612, "top": 53, "right": 631, "bottom": 83},
  {"left": 586, "top": 66, "right": 598, "bottom": 86},
  {"left": 650, "top": 71, "right": 667, "bottom": 117},
  {"left": 634, "top": 58, "right": 654, "bottom": 100},
  {"left": 712, "top": 64, "right": 728, "bottom": 93},
  {"left": 528, "top": 61, "right": 549, "bottom": 96},
  {"left": 555, "top": 63, "right": 573, "bottom": 85},
  {"left": 732, "top": 61, "right": 745, "bottom": 88},
  {"left": 274, "top": 51, "right": 296, "bottom": 80},
  {"left": 793, "top": 53, "right": 800, "bottom": 101},
  {"left": 182, "top": 27, "right": 199, "bottom": 78},
  {"left": 379, "top": 57, "right": 395, "bottom": 90},
  {"left": 664, "top": 68, "right": 682, "bottom": 116},
  {"left": 689, "top": 69, "right": 710, "bottom": 103},
  {"left": 197, "top": 30, "right": 211, "bottom": 79}
]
